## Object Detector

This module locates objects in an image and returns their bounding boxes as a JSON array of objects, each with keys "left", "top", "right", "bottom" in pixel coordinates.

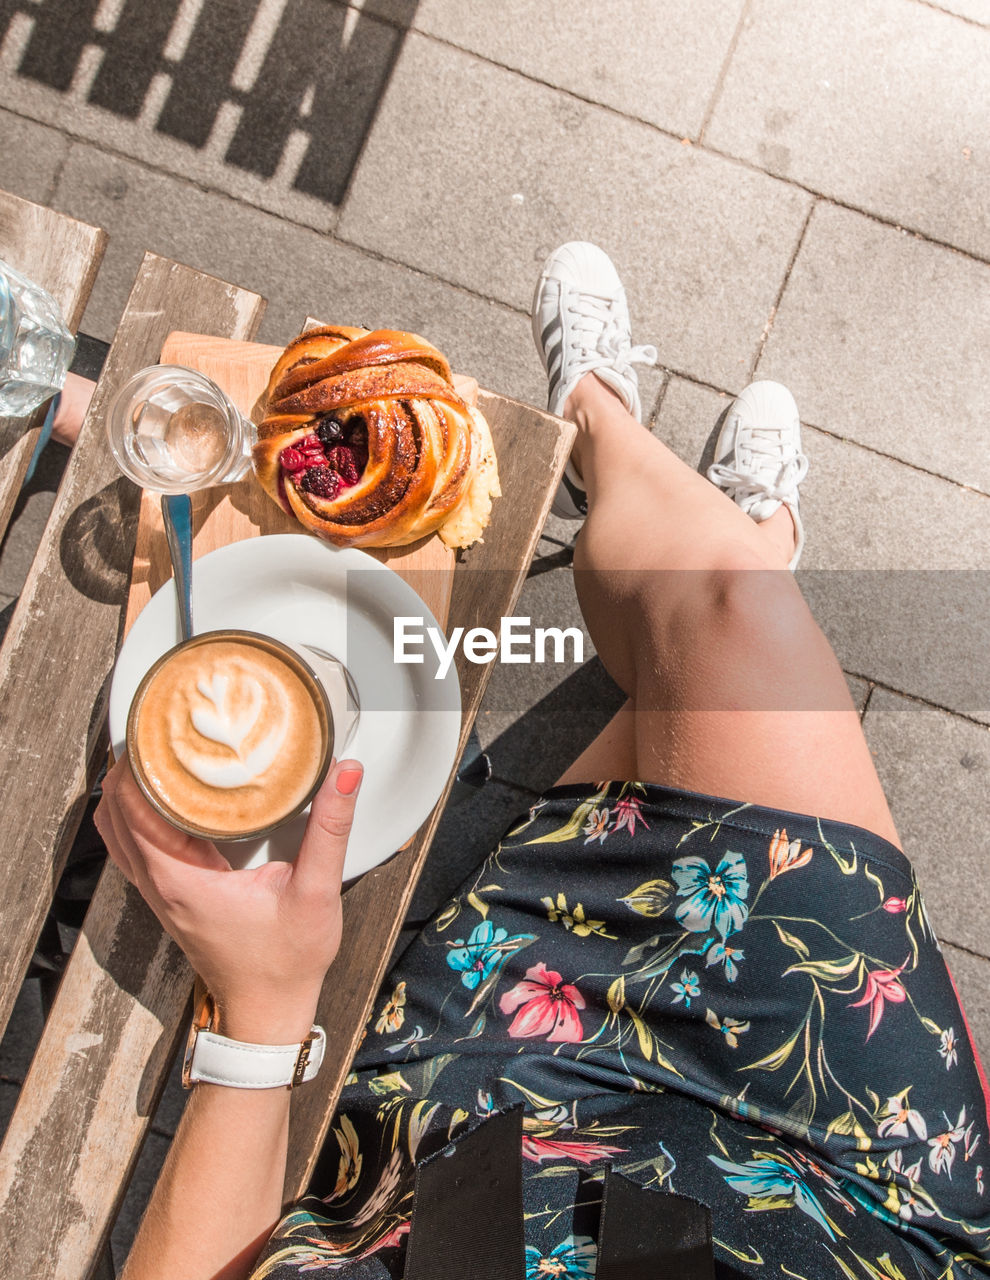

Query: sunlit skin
[{"left": 556, "top": 373, "right": 900, "bottom": 852}]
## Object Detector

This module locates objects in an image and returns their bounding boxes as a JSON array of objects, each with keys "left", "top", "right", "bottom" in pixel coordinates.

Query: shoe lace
[
  {"left": 709, "top": 424, "right": 809, "bottom": 506},
  {"left": 567, "top": 295, "right": 657, "bottom": 377}
]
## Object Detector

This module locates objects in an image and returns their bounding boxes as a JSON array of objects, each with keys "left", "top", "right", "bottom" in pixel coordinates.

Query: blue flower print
[
  {"left": 446, "top": 920, "right": 528, "bottom": 990},
  {"left": 709, "top": 1154, "right": 835, "bottom": 1239},
  {"left": 706, "top": 939, "right": 745, "bottom": 982},
  {"left": 672, "top": 851, "right": 749, "bottom": 939},
  {"left": 670, "top": 969, "right": 701, "bottom": 1007},
  {"left": 524, "top": 1235, "right": 597, "bottom": 1279}
]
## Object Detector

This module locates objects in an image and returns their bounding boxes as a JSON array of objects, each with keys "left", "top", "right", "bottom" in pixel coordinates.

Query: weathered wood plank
[
  {"left": 0, "top": 189, "right": 107, "bottom": 541},
  {"left": 284, "top": 392, "right": 574, "bottom": 1196},
  {"left": 0, "top": 191, "right": 105, "bottom": 333},
  {"left": 0, "top": 254, "right": 264, "bottom": 1279},
  {"left": 0, "top": 192, "right": 106, "bottom": 531},
  {"left": 2, "top": 870, "right": 193, "bottom": 1274}
]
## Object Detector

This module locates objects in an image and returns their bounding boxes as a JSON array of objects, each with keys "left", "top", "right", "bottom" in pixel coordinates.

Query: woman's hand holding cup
[{"left": 95, "top": 755, "right": 363, "bottom": 1044}]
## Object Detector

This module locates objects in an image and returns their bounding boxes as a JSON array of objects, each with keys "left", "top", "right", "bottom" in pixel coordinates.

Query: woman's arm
[
  {"left": 126, "top": 1080, "right": 297, "bottom": 1280},
  {"left": 94, "top": 755, "right": 363, "bottom": 1280},
  {"left": 51, "top": 371, "right": 95, "bottom": 446}
]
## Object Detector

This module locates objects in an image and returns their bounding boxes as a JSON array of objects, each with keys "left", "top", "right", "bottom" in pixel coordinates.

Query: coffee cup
[{"left": 126, "top": 630, "right": 333, "bottom": 841}]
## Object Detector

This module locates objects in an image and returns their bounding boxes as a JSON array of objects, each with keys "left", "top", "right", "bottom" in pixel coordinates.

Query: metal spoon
[{"left": 161, "top": 493, "right": 194, "bottom": 641}]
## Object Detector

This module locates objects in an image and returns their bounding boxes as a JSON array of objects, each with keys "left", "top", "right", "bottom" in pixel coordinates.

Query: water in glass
[
  {"left": 0, "top": 260, "right": 75, "bottom": 417},
  {"left": 107, "top": 365, "right": 253, "bottom": 494}
]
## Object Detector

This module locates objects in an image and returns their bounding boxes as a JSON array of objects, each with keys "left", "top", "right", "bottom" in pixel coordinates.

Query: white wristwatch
[{"left": 182, "top": 986, "right": 326, "bottom": 1090}]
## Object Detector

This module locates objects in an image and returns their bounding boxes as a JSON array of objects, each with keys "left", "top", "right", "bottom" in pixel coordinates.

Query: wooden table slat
[
  {"left": 0, "top": 190, "right": 107, "bottom": 542},
  {"left": 0, "top": 253, "right": 264, "bottom": 1278}
]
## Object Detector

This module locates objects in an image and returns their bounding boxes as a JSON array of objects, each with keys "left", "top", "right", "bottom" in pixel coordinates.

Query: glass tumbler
[
  {"left": 106, "top": 365, "right": 254, "bottom": 494},
  {"left": 0, "top": 259, "right": 75, "bottom": 417}
]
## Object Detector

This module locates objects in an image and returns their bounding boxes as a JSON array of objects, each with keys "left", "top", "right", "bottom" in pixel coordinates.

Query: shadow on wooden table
[{"left": 59, "top": 476, "right": 141, "bottom": 607}]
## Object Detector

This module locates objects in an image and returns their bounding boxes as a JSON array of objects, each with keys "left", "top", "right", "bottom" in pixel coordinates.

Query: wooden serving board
[{"left": 124, "top": 330, "right": 472, "bottom": 635}]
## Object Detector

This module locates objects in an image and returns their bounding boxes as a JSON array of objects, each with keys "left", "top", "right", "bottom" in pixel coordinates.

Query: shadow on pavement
[{"left": 6, "top": 0, "right": 420, "bottom": 206}]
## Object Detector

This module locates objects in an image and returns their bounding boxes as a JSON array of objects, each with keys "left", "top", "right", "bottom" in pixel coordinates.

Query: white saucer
[{"left": 108, "top": 535, "right": 461, "bottom": 878}]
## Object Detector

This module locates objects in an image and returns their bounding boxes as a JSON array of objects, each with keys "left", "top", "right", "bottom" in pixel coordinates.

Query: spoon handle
[{"left": 161, "top": 493, "right": 194, "bottom": 641}]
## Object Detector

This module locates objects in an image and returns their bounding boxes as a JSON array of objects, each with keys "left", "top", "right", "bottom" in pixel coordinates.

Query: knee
[{"left": 668, "top": 553, "right": 816, "bottom": 657}]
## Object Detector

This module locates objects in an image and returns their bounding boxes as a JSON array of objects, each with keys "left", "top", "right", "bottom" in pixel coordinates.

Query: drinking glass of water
[
  {"left": 106, "top": 365, "right": 254, "bottom": 494},
  {"left": 0, "top": 260, "right": 75, "bottom": 418}
]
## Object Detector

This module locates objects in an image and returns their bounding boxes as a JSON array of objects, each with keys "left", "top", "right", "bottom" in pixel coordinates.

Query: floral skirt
[{"left": 253, "top": 782, "right": 990, "bottom": 1279}]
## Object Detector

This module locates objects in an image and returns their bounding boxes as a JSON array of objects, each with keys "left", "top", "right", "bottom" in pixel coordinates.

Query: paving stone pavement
[
  {"left": 757, "top": 202, "right": 990, "bottom": 494},
  {"left": 705, "top": 0, "right": 990, "bottom": 260},
  {"left": 0, "top": 0, "right": 988, "bottom": 1265}
]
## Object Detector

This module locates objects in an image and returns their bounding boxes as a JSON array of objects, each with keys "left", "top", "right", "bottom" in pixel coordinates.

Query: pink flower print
[
  {"left": 521, "top": 1135, "right": 627, "bottom": 1165},
  {"left": 368, "top": 1220, "right": 411, "bottom": 1253},
  {"left": 499, "top": 962, "right": 586, "bottom": 1042},
  {"left": 882, "top": 896, "right": 908, "bottom": 913},
  {"left": 767, "top": 828, "right": 813, "bottom": 879},
  {"left": 885, "top": 1151, "right": 935, "bottom": 1221},
  {"left": 849, "top": 960, "right": 908, "bottom": 1039},
  {"left": 611, "top": 796, "right": 650, "bottom": 836},
  {"left": 877, "top": 1091, "right": 927, "bottom": 1141},
  {"left": 295, "top": 1248, "right": 339, "bottom": 1271},
  {"left": 583, "top": 807, "right": 610, "bottom": 844},
  {"left": 928, "top": 1108, "right": 967, "bottom": 1177},
  {"left": 886, "top": 1148, "right": 924, "bottom": 1184}
]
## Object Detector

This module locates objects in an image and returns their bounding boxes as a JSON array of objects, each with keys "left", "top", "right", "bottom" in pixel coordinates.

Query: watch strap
[
  {"left": 182, "top": 981, "right": 326, "bottom": 1089},
  {"left": 185, "top": 1024, "right": 326, "bottom": 1089}
]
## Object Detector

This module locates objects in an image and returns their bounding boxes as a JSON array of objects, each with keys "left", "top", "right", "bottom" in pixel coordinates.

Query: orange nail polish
[{"left": 336, "top": 768, "right": 362, "bottom": 796}]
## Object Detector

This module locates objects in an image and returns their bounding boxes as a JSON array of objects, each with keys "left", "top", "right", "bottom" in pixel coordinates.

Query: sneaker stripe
[
  {"left": 547, "top": 364, "right": 564, "bottom": 409},
  {"left": 542, "top": 325, "right": 563, "bottom": 378},
  {"left": 540, "top": 316, "right": 560, "bottom": 350}
]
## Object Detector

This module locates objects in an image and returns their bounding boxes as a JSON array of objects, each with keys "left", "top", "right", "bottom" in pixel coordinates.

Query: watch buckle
[
  {"left": 181, "top": 979, "right": 219, "bottom": 1089},
  {"left": 291, "top": 1031, "right": 317, "bottom": 1089}
]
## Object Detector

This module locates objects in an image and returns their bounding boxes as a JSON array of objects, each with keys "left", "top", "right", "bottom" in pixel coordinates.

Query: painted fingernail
[{"left": 336, "top": 768, "right": 363, "bottom": 796}]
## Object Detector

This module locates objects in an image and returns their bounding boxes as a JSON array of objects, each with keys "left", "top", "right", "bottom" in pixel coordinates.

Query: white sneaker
[
  {"left": 707, "top": 380, "right": 809, "bottom": 570},
  {"left": 532, "top": 242, "right": 657, "bottom": 518}
]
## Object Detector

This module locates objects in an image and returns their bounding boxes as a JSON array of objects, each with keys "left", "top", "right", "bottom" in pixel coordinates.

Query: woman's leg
[
  {"left": 556, "top": 698, "right": 637, "bottom": 786},
  {"left": 556, "top": 373, "right": 899, "bottom": 847}
]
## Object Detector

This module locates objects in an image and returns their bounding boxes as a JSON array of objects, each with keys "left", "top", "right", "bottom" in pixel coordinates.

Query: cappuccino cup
[{"left": 126, "top": 630, "right": 333, "bottom": 841}]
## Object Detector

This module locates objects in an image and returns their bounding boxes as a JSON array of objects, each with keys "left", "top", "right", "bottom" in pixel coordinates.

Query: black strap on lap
[
  {"left": 404, "top": 1106, "right": 526, "bottom": 1280},
  {"left": 403, "top": 1106, "right": 716, "bottom": 1279},
  {"left": 597, "top": 1170, "right": 715, "bottom": 1280}
]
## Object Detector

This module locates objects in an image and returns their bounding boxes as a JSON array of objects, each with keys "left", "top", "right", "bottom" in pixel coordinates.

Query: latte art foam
[
  {"left": 181, "top": 670, "right": 288, "bottom": 788},
  {"left": 133, "top": 637, "right": 327, "bottom": 837}
]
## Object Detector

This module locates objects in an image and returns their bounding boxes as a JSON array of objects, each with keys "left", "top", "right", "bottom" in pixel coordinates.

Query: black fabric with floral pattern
[{"left": 252, "top": 782, "right": 990, "bottom": 1279}]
